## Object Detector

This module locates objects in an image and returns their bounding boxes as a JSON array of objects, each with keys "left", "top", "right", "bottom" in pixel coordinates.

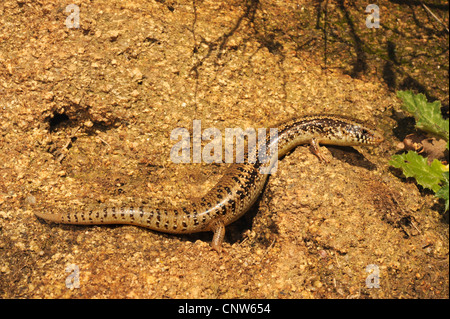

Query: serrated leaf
[
  {"left": 389, "top": 151, "right": 446, "bottom": 193},
  {"left": 435, "top": 171, "right": 449, "bottom": 212},
  {"left": 397, "top": 90, "right": 449, "bottom": 141}
]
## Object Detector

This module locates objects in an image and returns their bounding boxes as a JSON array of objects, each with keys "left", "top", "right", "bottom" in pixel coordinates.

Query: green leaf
[
  {"left": 389, "top": 151, "right": 446, "bottom": 193},
  {"left": 392, "top": 91, "right": 449, "bottom": 212},
  {"left": 397, "top": 90, "right": 449, "bottom": 141},
  {"left": 435, "top": 171, "right": 449, "bottom": 212}
]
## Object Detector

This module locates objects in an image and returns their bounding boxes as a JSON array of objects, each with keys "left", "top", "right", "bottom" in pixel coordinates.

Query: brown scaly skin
[{"left": 35, "top": 115, "right": 384, "bottom": 252}]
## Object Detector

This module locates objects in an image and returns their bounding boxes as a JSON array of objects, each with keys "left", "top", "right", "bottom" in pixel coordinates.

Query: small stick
[{"left": 421, "top": 2, "right": 449, "bottom": 33}]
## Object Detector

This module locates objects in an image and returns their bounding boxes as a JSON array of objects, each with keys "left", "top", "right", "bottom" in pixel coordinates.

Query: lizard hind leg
[{"left": 310, "top": 138, "right": 330, "bottom": 163}]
